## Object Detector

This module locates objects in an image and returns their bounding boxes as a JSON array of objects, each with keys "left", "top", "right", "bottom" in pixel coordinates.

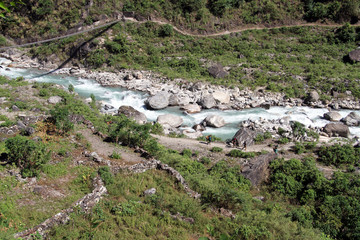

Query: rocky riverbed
[{"left": 1, "top": 49, "right": 360, "bottom": 113}]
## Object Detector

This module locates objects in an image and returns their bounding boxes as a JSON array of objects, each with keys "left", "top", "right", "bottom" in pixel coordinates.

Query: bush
[
  {"left": 200, "top": 157, "right": 211, "bottom": 165},
  {"left": 318, "top": 144, "right": 360, "bottom": 167},
  {"left": 110, "top": 151, "right": 121, "bottom": 159},
  {"left": 182, "top": 149, "right": 192, "bottom": 158},
  {"left": 39, "top": 88, "right": 49, "bottom": 97},
  {"left": 279, "top": 137, "right": 289, "bottom": 144},
  {"left": 5, "top": 135, "right": 50, "bottom": 177},
  {"left": 254, "top": 134, "right": 265, "bottom": 143},
  {"left": 158, "top": 24, "right": 174, "bottom": 37},
  {"left": 210, "top": 147, "right": 223, "bottom": 153},
  {"left": 49, "top": 105, "right": 74, "bottom": 135},
  {"left": 68, "top": 84, "right": 74, "bottom": 93},
  {"left": 228, "top": 149, "right": 255, "bottom": 158},
  {"left": 98, "top": 166, "right": 114, "bottom": 185}
]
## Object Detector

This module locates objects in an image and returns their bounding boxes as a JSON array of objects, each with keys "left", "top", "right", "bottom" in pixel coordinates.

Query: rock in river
[
  {"left": 157, "top": 114, "right": 183, "bottom": 128},
  {"left": 146, "top": 92, "right": 169, "bottom": 110}
]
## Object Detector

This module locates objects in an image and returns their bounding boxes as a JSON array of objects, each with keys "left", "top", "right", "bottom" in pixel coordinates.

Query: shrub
[
  {"left": 68, "top": 84, "right": 74, "bottom": 93},
  {"left": 228, "top": 149, "right": 255, "bottom": 158},
  {"left": 318, "top": 144, "right": 360, "bottom": 167},
  {"left": 279, "top": 137, "right": 289, "bottom": 144},
  {"left": 264, "top": 131, "right": 272, "bottom": 139},
  {"left": 5, "top": 135, "right": 50, "bottom": 177},
  {"left": 254, "top": 134, "right": 265, "bottom": 144},
  {"left": 49, "top": 105, "right": 74, "bottom": 135},
  {"left": 98, "top": 166, "right": 114, "bottom": 185},
  {"left": 87, "top": 49, "right": 106, "bottom": 68},
  {"left": 38, "top": 88, "right": 49, "bottom": 97},
  {"left": 210, "top": 147, "right": 223, "bottom": 153},
  {"left": 182, "top": 149, "right": 192, "bottom": 158},
  {"left": 158, "top": 24, "right": 174, "bottom": 37},
  {"left": 200, "top": 157, "right": 211, "bottom": 165},
  {"left": 110, "top": 151, "right": 121, "bottom": 159}
]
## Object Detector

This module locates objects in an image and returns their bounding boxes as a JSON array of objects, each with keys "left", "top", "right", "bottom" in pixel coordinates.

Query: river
[{"left": 0, "top": 57, "right": 359, "bottom": 140}]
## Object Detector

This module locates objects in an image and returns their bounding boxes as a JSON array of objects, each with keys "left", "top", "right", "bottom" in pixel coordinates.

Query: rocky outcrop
[
  {"left": 48, "top": 96, "right": 63, "bottom": 104},
  {"left": 143, "top": 188, "right": 156, "bottom": 196},
  {"left": 349, "top": 49, "right": 360, "bottom": 62},
  {"left": 232, "top": 128, "right": 258, "bottom": 147},
  {"left": 14, "top": 176, "right": 107, "bottom": 240},
  {"left": 208, "top": 64, "right": 228, "bottom": 78},
  {"left": 199, "top": 94, "right": 216, "bottom": 109},
  {"left": 157, "top": 114, "right": 183, "bottom": 128},
  {"left": 168, "top": 94, "right": 190, "bottom": 106},
  {"left": 341, "top": 112, "right": 360, "bottom": 126},
  {"left": 307, "top": 90, "right": 320, "bottom": 103},
  {"left": 212, "top": 90, "right": 230, "bottom": 104},
  {"left": 241, "top": 153, "right": 278, "bottom": 187},
  {"left": 146, "top": 92, "right": 169, "bottom": 110},
  {"left": 323, "top": 123, "right": 350, "bottom": 138},
  {"left": 323, "top": 111, "right": 342, "bottom": 122},
  {"left": 117, "top": 105, "right": 147, "bottom": 124},
  {"left": 181, "top": 104, "right": 201, "bottom": 114},
  {"left": 202, "top": 115, "right": 226, "bottom": 128}
]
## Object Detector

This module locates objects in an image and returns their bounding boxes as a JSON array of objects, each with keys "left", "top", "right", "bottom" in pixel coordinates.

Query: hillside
[{"left": 1, "top": 1, "right": 360, "bottom": 240}]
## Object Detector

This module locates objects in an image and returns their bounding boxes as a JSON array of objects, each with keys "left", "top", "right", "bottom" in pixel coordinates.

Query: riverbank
[{"left": 1, "top": 49, "right": 360, "bottom": 113}]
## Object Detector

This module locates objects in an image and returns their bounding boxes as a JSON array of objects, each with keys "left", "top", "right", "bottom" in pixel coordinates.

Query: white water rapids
[{"left": 0, "top": 57, "right": 359, "bottom": 140}]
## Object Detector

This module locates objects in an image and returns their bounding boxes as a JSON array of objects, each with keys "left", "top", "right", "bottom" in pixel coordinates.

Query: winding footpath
[{"left": 1, "top": 15, "right": 360, "bottom": 51}]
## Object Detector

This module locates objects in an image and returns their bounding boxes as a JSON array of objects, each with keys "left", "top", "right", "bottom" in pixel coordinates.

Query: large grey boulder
[
  {"left": 48, "top": 96, "right": 63, "bottom": 104},
  {"left": 241, "top": 153, "right": 277, "bottom": 187},
  {"left": 146, "top": 92, "right": 169, "bottom": 110},
  {"left": 182, "top": 129, "right": 203, "bottom": 139},
  {"left": 323, "top": 123, "right": 350, "bottom": 138},
  {"left": 202, "top": 115, "right": 226, "bottom": 128},
  {"left": 118, "top": 106, "right": 147, "bottom": 124},
  {"left": 208, "top": 64, "right": 229, "bottom": 78},
  {"left": 157, "top": 114, "right": 183, "bottom": 128},
  {"left": 323, "top": 111, "right": 342, "bottom": 122},
  {"left": 349, "top": 49, "right": 360, "bottom": 62},
  {"left": 341, "top": 112, "right": 360, "bottom": 126},
  {"left": 212, "top": 91, "right": 230, "bottom": 104},
  {"left": 232, "top": 128, "right": 258, "bottom": 147},
  {"left": 199, "top": 94, "right": 216, "bottom": 109},
  {"left": 307, "top": 90, "right": 319, "bottom": 103},
  {"left": 168, "top": 94, "right": 190, "bottom": 106},
  {"left": 181, "top": 104, "right": 201, "bottom": 114}
]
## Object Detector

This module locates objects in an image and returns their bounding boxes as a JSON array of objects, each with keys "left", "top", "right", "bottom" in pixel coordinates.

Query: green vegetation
[
  {"left": 228, "top": 149, "right": 255, "bottom": 158},
  {"left": 5, "top": 135, "right": 51, "bottom": 177},
  {"left": 210, "top": 146, "right": 223, "bottom": 152},
  {"left": 270, "top": 158, "right": 360, "bottom": 239},
  {"left": 318, "top": 144, "right": 360, "bottom": 167}
]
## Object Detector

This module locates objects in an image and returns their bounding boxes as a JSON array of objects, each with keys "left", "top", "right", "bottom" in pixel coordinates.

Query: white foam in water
[{"left": 1, "top": 59, "right": 360, "bottom": 140}]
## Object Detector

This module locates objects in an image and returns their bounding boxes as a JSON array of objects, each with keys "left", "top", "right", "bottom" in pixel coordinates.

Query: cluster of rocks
[
  {"left": 0, "top": 114, "right": 45, "bottom": 135},
  {"left": 323, "top": 111, "right": 360, "bottom": 126}
]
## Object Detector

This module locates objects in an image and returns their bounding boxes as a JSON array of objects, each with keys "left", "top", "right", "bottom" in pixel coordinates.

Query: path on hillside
[{"left": 1, "top": 15, "right": 360, "bottom": 51}]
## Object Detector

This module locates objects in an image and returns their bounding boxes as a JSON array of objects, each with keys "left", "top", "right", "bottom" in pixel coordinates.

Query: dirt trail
[
  {"left": 2, "top": 16, "right": 359, "bottom": 51},
  {"left": 77, "top": 128, "right": 143, "bottom": 165}
]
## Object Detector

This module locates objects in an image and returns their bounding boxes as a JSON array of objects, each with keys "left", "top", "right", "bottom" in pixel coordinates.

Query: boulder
[
  {"left": 157, "top": 114, "right": 183, "bottom": 128},
  {"left": 341, "top": 112, "right": 360, "bottom": 126},
  {"left": 182, "top": 129, "right": 203, "bottom": 139},
  {"left": 11, "top": 105, "right": 20, "bottom": 111},
  {"left": 181, "top": 104, "right": 201, "bottom": 114},
  {"left": 323, "top": 123, "right": 350, "bottom": 138},
  {"left": 232, "top": 128, "right": 258, "bottom": 147},
  {"left": 143, "top": 188, "right": 156, "bottom": 196},
  {"left": 208, "top": 64, "right": 229, "bottom": 78},
  {"left": 146, "top": 92, "right": 169, "bottom": 110},
  {"left": 192, "top": 124, "right": 206, "bottom": 132},
  {"left": 199, "top": 94, "right": 216, "bottom": 109},
  {"left": 307, "top": 91, "right": 319, "bottom": 102},
  {"left": 48, "top": 96, "right": 63, "bottom": 104},
  {"left": 349, "top": 49, "right": 360, "bottom": 62},
  {"left": 241, "top": 153, "right": 278, "bottom": 186},
  {"left": 202, "top": 115, "right": 226, "bottom": 128},
  {"left": 168, "top": 94, "right": 190, "bottom": 106},
  {"left": 118, "top": 106, "right": 147, "bottom": 124},
  {"left": 23, "top": 127, "right": 35, "bottom": 136},
  {"left": 323, "top": 111, "right": 342, "bottom": 122},
  {"left": 212, "top": 91, "right": 230, "bottom": 104}
]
